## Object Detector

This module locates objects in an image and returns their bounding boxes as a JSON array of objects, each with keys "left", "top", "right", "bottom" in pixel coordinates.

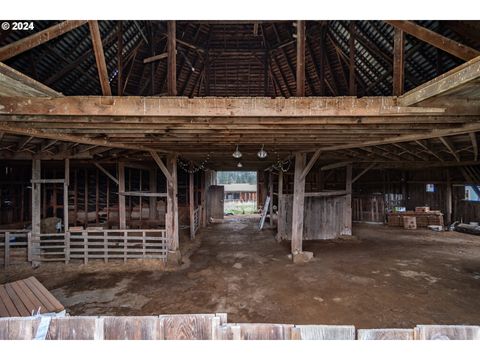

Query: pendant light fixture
[
  {"left": 233, "top": 145, "right": 242, "bottom": 159},
  {"left": 257, "top": 145, "right": 268, "bottom": 159},
  {"left": 237, "top": 161, "right": 243, "bottom": 168}
]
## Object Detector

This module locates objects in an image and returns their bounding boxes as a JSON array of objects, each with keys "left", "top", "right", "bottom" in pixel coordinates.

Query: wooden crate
[{"left": 403, "top": 216, "right": 417, "bottom": 230}]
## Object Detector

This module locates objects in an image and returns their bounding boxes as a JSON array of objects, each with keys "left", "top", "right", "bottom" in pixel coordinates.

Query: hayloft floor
[{"left": 2, "top": 217, "right": 480, "bottom": 328}]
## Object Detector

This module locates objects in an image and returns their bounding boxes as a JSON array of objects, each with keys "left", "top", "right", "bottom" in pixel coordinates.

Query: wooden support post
[
  {"left": 276, "top": 171, "right": 284, "bottom": 241},
  {"left": 393, "top": 27, "right": 405, "bottom": 96},
  {"left": 349, "top": 21, "right": 356, "bottom": 96},
  {"left": 446, "top": 168, "right": 452, "bottom": 224},
  {"left": 5, "top": 232, "right": 10, "bottom": 268},
  {"left": 296, "top": 20, "right": 306, "bottom": 97},
  {"left": 201, "top": 171, "right": 207, "bottom": 227},
  {"left": 189, "top": 169, "right": 195, "bottom": 240},
  {"left": 401, "top": 170, "right": 407, "bottom": 207},
  {"left": 117, "top": 21, "right": 123, "bottom": 96},
  {"left": 291, "top": 153, "right": 307, "bottom": 261},
  {"left": 342, "top": 164, "right": 353, "bottom": 236},
  {"left": 167, "top": 21, "right": 177, "bottom": 96},
  {"left": 269, "top": 171, "right": 274, "bottom": 226},
  {"left": 149, "top": 169, "right": 157, "bottom": 221},
  {"left": 118, "top": 161, "right": 126, "bottom": 229},
  {"left": 64, "top": 158, "right": 69, "bottom": 232},
  {"left": 166, "top": 154, "right": 180, "bottom": 262},
  {"left": 84, "top": 168, "right": 88, "bottom": 226},
  {"left": 88, "top": 21, "right": 112, "bottom": 96},
  {"left": 31, "top": 159, "right": 41, "bottom": 265}
]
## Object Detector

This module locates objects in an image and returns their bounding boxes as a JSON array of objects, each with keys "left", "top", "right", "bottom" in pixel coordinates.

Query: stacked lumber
[
  {"left": 0, "top": 277, "right": 64, "bottom": 317},
  {"left": 387, "top": 210, "right": 444, "bottom": 228}
]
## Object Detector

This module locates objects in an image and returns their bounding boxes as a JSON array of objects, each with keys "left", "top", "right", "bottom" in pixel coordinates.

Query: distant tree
[{"left": 217, "top": 171, "right": 257, "bottom": 185}]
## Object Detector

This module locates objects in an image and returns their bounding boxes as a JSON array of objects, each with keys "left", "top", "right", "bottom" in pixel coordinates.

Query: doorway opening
[{"left": 216, "top": 171, "right": 258, "bottom": 216}]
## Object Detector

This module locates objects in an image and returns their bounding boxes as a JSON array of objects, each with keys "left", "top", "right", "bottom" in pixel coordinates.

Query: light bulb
[
  {"left": 233, "top": 145, "right": 242, "bottom": 159},
  {"left": 257, "top": 145, "right": 268, "bottom": 159},
  {"left": 237, "top": 162, "right": 243, "bottom": 168}
]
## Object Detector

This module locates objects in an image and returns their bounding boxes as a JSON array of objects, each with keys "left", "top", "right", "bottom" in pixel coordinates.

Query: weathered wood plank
[
  {"left": 103, "top": 316, "right": 163, "bottom": 340},
  {"left": 88, "top": 21, "right": 112, "bottom": 96},
  {"left": 414, "top": 325, "right": 480, "bottom": 340},
  {"left": 47, "top": 317, "right": 104, "bottom": 340},
  {"left": 357, "top": 328, "right": 414, "bottom": 340},
  {"left": 160, "top": 314, "right": 217, "bottom": 340},
  {"left": 0, "top": 96, "right": 445, "bottom": 117},
  {"left": 292, "top": 325, "right": 355, "bottom": 340},
  {"left": 296, "top": 21, "right": 305, "bottom": 97},
  {"left": 237, "top": 323, "right": 293, "bottom": 340}
]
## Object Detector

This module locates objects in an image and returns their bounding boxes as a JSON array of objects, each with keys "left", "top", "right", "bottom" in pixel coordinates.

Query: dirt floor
[{"left": 2, "top": 215, "right": 480, "bottom": 328}]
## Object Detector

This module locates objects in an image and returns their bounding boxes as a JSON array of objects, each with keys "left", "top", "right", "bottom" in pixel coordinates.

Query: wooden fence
[
  {"left": 0, "top": 231, "right": 29, "bottom": 268},
  {"left": 0, "top": 313, "right": 478, "bottom": 340},
  {"left": 3, "top": 229, "right": 168, "bottom": 265}
]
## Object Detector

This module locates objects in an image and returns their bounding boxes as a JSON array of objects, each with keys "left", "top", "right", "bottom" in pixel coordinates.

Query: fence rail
[
  {"left": 2, "top": 228, "right": 168, "bottom": 265},
  {"left": 0, "top": 230, "right": 29, "bottom": 268}
]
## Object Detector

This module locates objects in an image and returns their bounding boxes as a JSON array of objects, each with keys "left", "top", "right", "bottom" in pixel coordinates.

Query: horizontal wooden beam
[
  {"left": 385, "top": 21, "right": 480, "bottom": 61},
  {"left": 0, "top": 122, "right": 165, "bottom": 153},
  {"left": 143, "top": 52, "right": 169, "bottom": 64},
  {"left": 118, "top": 191, "right": 167, "bottom": 197},
  {"left": 0, "top": 21, "right": 88, "bottom": 61},
  {"left": 320, "top": 161, "right": 351, "bottom": 171},
  {"left": 304, "top": 190, "right": 348, "bottom": 197},
  {"left": 399, "top": 55, "right": 480, "bottom": 106},
  {"left": 0, "top": 96, "right": 446, "bottom": 117},
  {"left": 310, "top": 122, "right": 480, "bottom": 153}
]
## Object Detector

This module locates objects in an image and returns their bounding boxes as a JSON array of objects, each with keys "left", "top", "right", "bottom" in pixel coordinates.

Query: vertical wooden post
[
  {"left": 401, "top": 170, "right": 407, "bottom": 207},
  {"left": 201, "top": 170, "right": 207, "bottom": 227},
  {"left": 277, "top": 171, "right": 284, "bottom": 241},
  {"left": 84, "top": 168, "right": 88, "bottom": 226},
  {"left": 269, "top": 171, "right": 274, "bottom": 226},
  {"left": 349, "top": 21, "right": 356, "bottom": 96},
  {"left": 95, "top": 168, "right": 99, "bottom": 225},
  {"left": 64, "top": 159, "right": 69, "bottom": 232},
  {"left": 149, "top": 169, "right": 157, "bottom": 221},
  {"left": 296, "top": 20, "right": 306, "bottom": 97},
  {"left": 88, "top": 20, "right": 112, "bottom": 96},
  {"left": 291, "top": 153, "right": 306, "bottom": 256},
  {"left": 31, "top": 159, "right": 41, "bottom": 265},
  {"left": 5, "top": 232, "right": 10, "bottom": 268},
  {"left": 117, "top": 21, "right": 123, "bottom": 96},
  {"left": 446, "top": 168, "right": 452, "bottom": 224},
  {"left": 343, "top": 164, "right": 353, "bottom": 236},
  {"left": 393, "top": 27, "right": 405, "bottom": 96},
  {"left": 166, "top": 155, "right": 180, "bottom": 261},
  {"left": 118, "top": 161, "right": 126, "bottom": 229},
  {"left": 167, "top": 20, "right": 177, "bottom": 96},
  {"left": 189, "top": 169, "right": 195, "bottom": 239}
]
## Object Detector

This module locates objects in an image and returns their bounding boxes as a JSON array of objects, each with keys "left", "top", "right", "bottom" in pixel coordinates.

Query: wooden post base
[
  {"left": 167, "top": 250, "right": 182, "bottom": 265},
  {"left": 292, "top": 251, "right": 314, "bottom": 264}
]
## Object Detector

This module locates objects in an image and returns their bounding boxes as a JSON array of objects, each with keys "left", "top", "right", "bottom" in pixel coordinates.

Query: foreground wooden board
[
  {"left": 414, "top": 325, "right": 480, "bottom": 340},
  {"left": 292, "top": 325, "right": 356, "bottom": 340},
  {"left": 357, "top": 328, "right": 414, "bottom": 340}
]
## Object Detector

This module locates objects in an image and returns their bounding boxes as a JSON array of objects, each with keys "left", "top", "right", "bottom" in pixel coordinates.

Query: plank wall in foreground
[{"left": 0, "top": 313, "right": 479, "bottom": 340}]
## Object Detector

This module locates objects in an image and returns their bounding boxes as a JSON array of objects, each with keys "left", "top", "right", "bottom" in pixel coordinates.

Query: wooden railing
[
  {"left": 69, "top": 229, "right": 167, "bottom": 264},
  {"left": 30, "top": 233, "right": 67, "bottom": 263},
  {"left": 0, "top": 230, "right": 29, "bottom": 268}
]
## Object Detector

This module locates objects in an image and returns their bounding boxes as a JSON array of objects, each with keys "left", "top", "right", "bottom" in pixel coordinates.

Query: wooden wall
[{"left": 278, "top": 194, "right": 348, "bottom": 240}]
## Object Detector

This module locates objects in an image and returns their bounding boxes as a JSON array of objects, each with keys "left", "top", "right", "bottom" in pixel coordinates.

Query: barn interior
[{"left": 1, "top": 20, "right": 480, "bottom": 329}]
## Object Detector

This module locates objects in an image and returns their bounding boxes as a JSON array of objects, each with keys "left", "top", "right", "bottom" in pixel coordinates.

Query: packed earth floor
[{"left": 2, "top": 215, "right": 480, "bottom": 328}]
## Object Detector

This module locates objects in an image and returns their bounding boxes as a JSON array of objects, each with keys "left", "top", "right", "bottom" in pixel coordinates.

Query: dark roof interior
[{"left": 2, "top": 20, "right": 479, "bottom": 97}]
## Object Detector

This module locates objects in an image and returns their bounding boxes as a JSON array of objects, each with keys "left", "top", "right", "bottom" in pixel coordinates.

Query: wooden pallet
[{"left": 0, "top": 276, "right": 64, "bottom": 317}]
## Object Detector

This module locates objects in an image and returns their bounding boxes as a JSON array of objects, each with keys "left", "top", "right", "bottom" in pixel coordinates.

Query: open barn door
[{"left": 207, "top": 185, "right": 224, "bottom": 220}]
